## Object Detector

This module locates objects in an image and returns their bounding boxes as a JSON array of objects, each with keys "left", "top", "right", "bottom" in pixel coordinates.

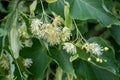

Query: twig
[
  {"left": 92, "top": 27, "right": 108, "bottom": 36},
  {"left": 9, "top": 0, "right": 22, "bottom": 20}
]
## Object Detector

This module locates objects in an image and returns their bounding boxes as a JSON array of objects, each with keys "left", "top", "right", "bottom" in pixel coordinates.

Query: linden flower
[
  {"left": 30, "top": 19, "right": 43, "bottom": 36},
  {"left": 63, "top": 42, "right": 76, "bottom": 54},
  {"left": 0, "top": 54, "right": 10, "bottom": 70},
  {"left": 82, "top": 42, "right": 104, "bottom": 56},
  {"left": 23, "top": 58, "right": 33, "bottom": 68},
  {"left": 44, "top": 24, "right": 61, "bottom": 45},
  {"left": 24, "top": 39, "right": 33, "bottom": 47},
  {"left": 31, "top": 19, "right": 43, "bottom": 28},
  {"left": 61, "top": 27, "right": 72, "bottom": 42},
  {"left": 52, "top": 16, "right": 63, "bottom": 27}
]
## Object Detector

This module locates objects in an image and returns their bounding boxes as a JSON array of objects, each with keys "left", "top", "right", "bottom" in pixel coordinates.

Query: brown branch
[
  {"left": 92, "top": 27, "right": 108, "bottom": 36},
  {"left": 10, "top": 0, "right": 22, "bottom": 19}
]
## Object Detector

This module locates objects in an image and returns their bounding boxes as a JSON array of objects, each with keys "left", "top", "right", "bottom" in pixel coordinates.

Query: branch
[
  {"left": 92, "top": 27, "right": 108, "bottom": 36},
  {"left": 10, "top": 0, "right": 22, "bottom": 19}
]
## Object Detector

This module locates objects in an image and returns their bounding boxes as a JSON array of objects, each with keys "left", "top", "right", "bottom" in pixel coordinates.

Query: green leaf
[
  {"left": 48, "top": 0, "right": 64, "bottom": 17},
  {"left": 49, "top": 47, "right": 75, "bottom": 75},
  {"left": 0, "top": 28, "right": 4, "bottom": 37},
  {"left": 30, "top": 0, "right": 37, "bottom": 16},
  {"left": 8, "top": 0, "right": 17, "bottom": 12},
  {"left": 10, "top": 15, "right": 20, "bottom": 59},
  {"left": 73, "top": 59, "right": 119, "bottom": 80},
  {"left": 64, "top": 1, "right": 72, "bottom": 28},
  {"left": 109, "top": 25, "right": 120, "bottom": 45},
  {"left": 0, "top": 76, "right": 8, "bottom": 80},
  {"left": 20, "top": 39, "right": 51, "bottom": 80},
  {"left": 77, "top": 37, "right": 119, "bottom": 75},
  {"left": 0, "top": 2, "right": 7, "bottom": 13},
  {"left": 0, "top": 37, "right": 2, "bottom": 54},
  {"left": 46, "top": 0, "right": 57, "bottom": 3},
  {"left": 73, "top": 59, "right": 97, "bottom": 80},
  {"left": 69, "top": 0, "right": 119, "bottom": 25},
  {"left": 20, "top": 12, "right": 30, "bottom": 33}
]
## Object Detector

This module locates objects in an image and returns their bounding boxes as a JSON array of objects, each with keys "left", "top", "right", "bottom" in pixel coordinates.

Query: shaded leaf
[
  {"left": 20, "top": 39, "right": 51, "bottom": 80},
  {"left": 0, "top": 76, "right": 8, "bottom": 80},
  {"left": 73, "top": 59, "right": 119, "bottom": 80},
  {"left": 48, "top": 0, "right": 64, "bottom": 17},
  {"left": 49, "top": 47, "right": 75, "bottom": 75},
  {"left": 0, "top": 2, "right": 7, "bottom": 13},
  {"left": 109, "top": 25, "right": 120, "bottom": 45}
]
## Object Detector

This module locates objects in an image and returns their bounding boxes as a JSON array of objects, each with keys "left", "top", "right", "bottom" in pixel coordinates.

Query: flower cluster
[
  {"left": 82, "top": 42, "right": 109, "bottom": 63},
  {"left": 18, "top": 23, "right": 33, "bottom": 48},
  {"left": 63, "top": 42, "right": 76, "bottom": 54},
  {"left": 30, "top": 16, "right": 71, "bottom": 45},
  {"left": 82, "top": 42, "right": 104, "bottom": 56},
  {"left": 0, "top": 54, "right": 10, "bottom": 70},
  {"left": 23, "top": 58, "right": 33, "bottom": 68}
]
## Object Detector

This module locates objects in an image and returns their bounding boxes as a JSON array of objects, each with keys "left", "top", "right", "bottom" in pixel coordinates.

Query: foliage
[{"left": 0, "top": 0, "right": 120, "bottom": 80}]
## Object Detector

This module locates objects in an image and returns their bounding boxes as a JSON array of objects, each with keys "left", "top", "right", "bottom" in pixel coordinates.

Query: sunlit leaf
[
  {"left": 77, "top": 37, "right": 119, "bottom": 75},
  {"left": 30, "top": 0, "right": 37, "bottom": 16},
  {"left": 46, "top": 0, "right": 57, "bottom": 3},
  {"left": 69, "top": 0, "right": 119, "bottom": 25}
]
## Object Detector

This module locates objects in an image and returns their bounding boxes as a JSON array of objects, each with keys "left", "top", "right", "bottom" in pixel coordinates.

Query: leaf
[
  {"left": 0, "top": 76, "right": 8, "bottom": 80},
  {"left": 10, "top": 15, "right": 20, "bottom": 59},
  {"left": 30, "top": 0, "right": 37, "bottom": 16},
  {"left": 73, "top": 59, "right": 119, "bottom": 80},
  {"left": 20, "top": 39, "right": 51, "bottom": 80},
  {"left": 48, "top": 0, "right": 64, "bottom": 17},
  {"left": 64, "top": 1, "right": 72, "bottom": 28},
  {"left": 0, "top": 2, "right": 7, "bottom": 13},
  {"left": 109, "top": 25, "right": 120, "bottom": 45},
  {"left": 8, "top": 0, "right": 18, "bottom": 12},
  {"left": 69, "top": 0, "right": 119, "bottom": 25},
  {"left": 0, "top": 37, "right": 2, "bottom": 54},
  {"left": 77, "top": 21, "right": 88, "bottom": 34},
  {"left": 0, "top": 28, "right": 4, "bottom": 37},
  {"left": 77, "top": 37, "right": 119, "bottom": 75},
  {"left": 20, "top": 12, "right": 30, "bottom": 33},
  {"left": 46, "top": 0, "right": 57, "bottom": 3},
  {"left": 49, "top": 47, "right": 75, "bottom": 75}
]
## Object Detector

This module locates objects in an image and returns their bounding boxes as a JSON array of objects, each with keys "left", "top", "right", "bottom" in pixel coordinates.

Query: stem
[
  {"left": 55, "top": 67, "right": 62, "bottom": 80},
  {"left": 15, "top": 60, "right": 24, "bottom": 80},
  {"left": 40, "top": 0, "right": 45, "bottom": 13},
  {"left": 46, "top": 68, "right": 49, "bottom": 80},
  {"left": 39, "top": 0, "right": 54, "bottom": 20},
  {"left": 67, "top": 74, "right": 70, "bottom": 80},
  {"left": 73, "top": 20, "right": 87, "bottom": 44},
  {"left": 9, "top": 48, "right": 24, "bottom": 80}
]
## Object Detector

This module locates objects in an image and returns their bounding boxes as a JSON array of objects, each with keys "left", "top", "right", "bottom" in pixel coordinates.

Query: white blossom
[
  {"left": 44, "top": 24, "right": 61, "bottom": 45},
  {"left": 0, "top": 54, "right": 10, "bottom": 70},
  {"left": 63, "top": 42, "right": 76, "bottom": 54},
  {"left": 30, "top": 19, "right": 43, "bottom": 36},
  {"left": 61, "top": 27, "right": 71, "bottom": 42},
  {"left": 31, "top": 19, "right": 43, "bottom": 28},
  {"left": 82, "top": 42, "right": 104, "bottom": 56},
  {"left": 23, "top": 58, "right": 33, "bottom": 68}
]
